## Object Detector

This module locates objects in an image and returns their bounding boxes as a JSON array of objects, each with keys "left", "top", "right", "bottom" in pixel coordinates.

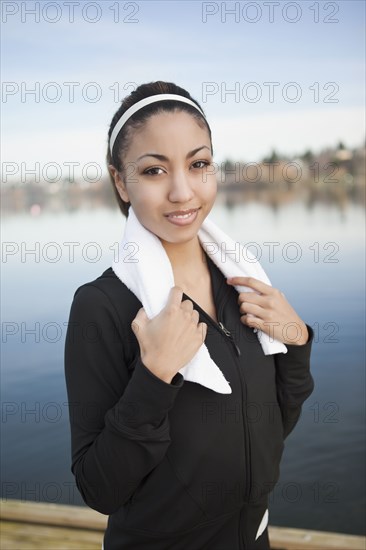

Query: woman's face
[{"left": 111, "top": 110, "right": 217, "bottom": 246}]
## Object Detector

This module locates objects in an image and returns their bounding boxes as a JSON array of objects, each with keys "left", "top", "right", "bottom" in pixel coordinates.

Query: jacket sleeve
[
  {"left": 64, "top": 284, "right": 184, "bottom": 515},
  {"left": 274, "top": 323, "right": 315, "bottom": 439}
]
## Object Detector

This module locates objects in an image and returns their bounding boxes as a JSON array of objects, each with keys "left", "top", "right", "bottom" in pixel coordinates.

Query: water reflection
[{"left": 1, "top": 199, "right": 365, "bottom": 535}]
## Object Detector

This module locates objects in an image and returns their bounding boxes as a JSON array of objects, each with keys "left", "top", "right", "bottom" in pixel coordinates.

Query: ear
[{"left": 108, "top": 164, "right": 129, "bottom": 203}]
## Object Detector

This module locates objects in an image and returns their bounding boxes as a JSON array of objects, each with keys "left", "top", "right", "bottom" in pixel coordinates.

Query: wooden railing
[{"left": 1, "top": 499, "right": 365, "bottom": 550}]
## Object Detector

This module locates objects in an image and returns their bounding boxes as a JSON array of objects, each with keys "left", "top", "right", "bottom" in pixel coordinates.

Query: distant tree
[
  {"left": 337, "top": 141, "right": 346, "bottom": 150},
  {"left": 263, "top": 149, "right": 279, "bottom": 164},
  {"left": 223, "top": 159, "right": 235, "bottom": 171},
  {"left": 301, "top": 149, "right": 314, "bottom": 163}
]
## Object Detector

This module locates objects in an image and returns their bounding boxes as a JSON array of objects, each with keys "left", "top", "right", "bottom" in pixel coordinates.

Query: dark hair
[{"left": 106, "top": 81, "right": 213, "bottom": 217}]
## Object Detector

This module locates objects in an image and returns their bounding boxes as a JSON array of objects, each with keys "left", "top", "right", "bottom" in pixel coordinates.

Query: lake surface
[{"left": 1, "top": 199, "right": 365, "bottom": 535}]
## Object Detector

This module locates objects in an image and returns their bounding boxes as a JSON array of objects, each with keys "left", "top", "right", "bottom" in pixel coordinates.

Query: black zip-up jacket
[{"left": 64, "top": 252, "right": 314, "bottom": 550}]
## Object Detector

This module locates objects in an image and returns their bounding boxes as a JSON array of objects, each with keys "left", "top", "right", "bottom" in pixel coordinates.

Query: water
[{"left": 1, "top": 200, "right": 365, "bottom": 535}]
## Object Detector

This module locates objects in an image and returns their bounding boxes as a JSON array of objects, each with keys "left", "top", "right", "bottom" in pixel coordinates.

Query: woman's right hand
[{"left": 131, "top": 286, "right": 207, "bottom": 384}]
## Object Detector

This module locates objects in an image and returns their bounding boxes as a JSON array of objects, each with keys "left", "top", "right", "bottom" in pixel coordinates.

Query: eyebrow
[{"left": 136, "top": 145, "right": 211, "bottom": 163}]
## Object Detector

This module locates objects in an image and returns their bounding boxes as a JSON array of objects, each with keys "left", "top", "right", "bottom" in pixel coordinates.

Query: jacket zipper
[
  {"left": 217, "top": 290, "right": 252, "bottom": 505},
  {"left": 218, "top": 319, "right": 252, "bottom": 505},
  {"left": 183, "top": 288, "right": 252, "bottom": 505},
  {"left": 218, "top": 321, "right": 241, "bottom": 357}
]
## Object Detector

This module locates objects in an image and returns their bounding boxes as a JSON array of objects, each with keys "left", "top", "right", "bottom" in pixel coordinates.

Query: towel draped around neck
[{"left": 112, "top": 207, "right": 287, "bottom": 394}]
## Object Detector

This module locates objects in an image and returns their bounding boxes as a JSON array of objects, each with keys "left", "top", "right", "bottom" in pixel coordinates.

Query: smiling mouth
[
  {"left": 164, "top": 207, "right": 201, "bottom": 226},
  {"left": 165, "top": 207, "right": 201, "bottom": 219}
]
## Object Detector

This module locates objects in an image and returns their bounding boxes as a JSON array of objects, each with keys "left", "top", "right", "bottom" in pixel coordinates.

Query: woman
[{"left": 64, "top": 81, "right": 314, "bottom": 550}]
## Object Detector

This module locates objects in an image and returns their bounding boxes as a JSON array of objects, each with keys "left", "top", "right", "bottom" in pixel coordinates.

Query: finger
[
  {"left": 198, "top": 322, "right": 208, "bottom": 342},
  {"left": 134, "top": 306, "right": 148, "bottom": 321},
  {"left": 240, "top": 313, "right": 262, "bottom": 329},
  {"left": 237, "top": 292, "right": 267, "bottom": 306},
  {"left": 181, "top": 299, "right": 194, "bottom": 312},
  {"left": 239, "top": 301, "right": 265, "bottom": 317},
  {"left": 190, "top": 309, "right": 200, "bottom": 325},
  {"left": 131, "top": 320, "right": 140, "bottom": 334},
  {"left": 167, "top": 285, "right": 184, "bottom": 307},
  {"left": 227, "top": 276, "right": 271, "bottom": 294},
  {"left": 181, "top": 303, "right": 199, "bottom": 326},
  {"left": 131, "top": 307, "right": 147, "bottom": 332}
]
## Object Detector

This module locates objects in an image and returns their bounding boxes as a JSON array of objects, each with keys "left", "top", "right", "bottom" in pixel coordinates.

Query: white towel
[{"left": 112, "top": 207, "right": 287, "bottom": 394}]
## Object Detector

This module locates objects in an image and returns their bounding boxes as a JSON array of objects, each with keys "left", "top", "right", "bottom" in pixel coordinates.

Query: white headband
[{"left": 109, "top": 93, "right": 206, "bottom": 155}]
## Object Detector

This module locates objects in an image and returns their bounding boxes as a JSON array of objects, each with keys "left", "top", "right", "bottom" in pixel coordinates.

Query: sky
[{"left": 1, "top": 0, "right": 365, "bottom": 181}]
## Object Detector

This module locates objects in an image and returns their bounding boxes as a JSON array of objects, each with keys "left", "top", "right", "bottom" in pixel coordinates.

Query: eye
[
  {"left": 143, "top": 167, "right": 165, "bottom": 176},
  {"left": 192, "top": 160, "right": 211, "bottom": 169}
]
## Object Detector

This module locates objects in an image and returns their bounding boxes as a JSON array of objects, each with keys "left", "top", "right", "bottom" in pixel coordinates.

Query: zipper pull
[
  {"left": 218, "top": 322, "right": 241, "bottom": 356},
  {"left": 218, "top": 321, "right": 230, "bottom": 336}
]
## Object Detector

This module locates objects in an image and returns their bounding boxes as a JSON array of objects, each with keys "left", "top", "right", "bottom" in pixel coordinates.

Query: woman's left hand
[{"left": 226, "top": 276, "right": 309, "bottom": 345}]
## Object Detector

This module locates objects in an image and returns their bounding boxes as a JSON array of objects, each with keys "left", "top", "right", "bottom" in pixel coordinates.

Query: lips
[
  {"left": 165, "top": 208, "right": 200, "bottom": 218},
  {"left": 164, "top": 207, "right": 201, "bottom": 226}
]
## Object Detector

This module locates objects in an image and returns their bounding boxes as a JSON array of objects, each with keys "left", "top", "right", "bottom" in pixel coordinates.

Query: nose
[{"left": 168, "top": 169, "right": 195, "bottom": 203}]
